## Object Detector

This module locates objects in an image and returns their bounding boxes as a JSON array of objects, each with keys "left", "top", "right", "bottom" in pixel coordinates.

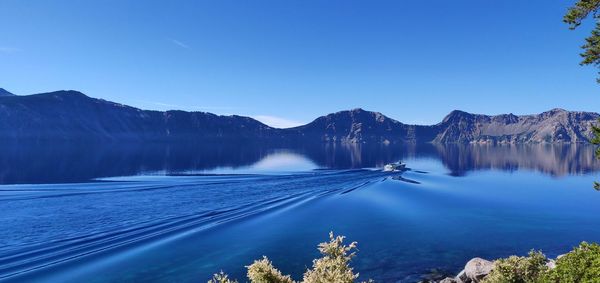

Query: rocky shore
[{"left": 434, "top": 255, "right": 563, "bottom": 283}]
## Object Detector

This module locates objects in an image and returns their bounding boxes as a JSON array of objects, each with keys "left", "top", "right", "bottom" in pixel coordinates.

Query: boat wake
[{"left": 0, "top": 169, "right": 390, "bottom": 281}]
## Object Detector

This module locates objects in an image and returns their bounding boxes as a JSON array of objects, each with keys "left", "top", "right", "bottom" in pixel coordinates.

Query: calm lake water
[{"left": 1, "top": 142, "right": 600, "bottom": 282}]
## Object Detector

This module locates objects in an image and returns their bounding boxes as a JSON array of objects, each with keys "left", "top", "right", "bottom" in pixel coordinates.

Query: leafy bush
[
  {"left": 210, "top": 237, "right": 600, "bottom": 283},
  {"left": 544, "top": 242, "right": 600, "bottom": 282},
  {"left": 483, "top": 243, "right": 600, "bottom": 283},
  {"left": 247, "top": 256, "right": 295, "bottom": 283},
  {"left": 302, "top": 232, "right": 360, "bottom": 283},
  {"left": 209, "top": 232, "right": 367, "bottom": 283},
  {"left": 208, "top": 271, "right": 237, "bottom": 283},
  {"left": 483, "top": 251, "right": 548, "bottom": 283}
]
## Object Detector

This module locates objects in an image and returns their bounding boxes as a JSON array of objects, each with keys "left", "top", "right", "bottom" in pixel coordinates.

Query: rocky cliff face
[
  {"left": 432, "top": 109, "right": 598, "bottom": 144},
  {"left": 0, "top": 90, "right": 280, "bottom": 141},
  {"left": 0, "top": 89, "right": 597, "bottom": 143},
  {"left": 288, "top": 108, "right": 412, "bottom": 144},
  {"left": 291, "top": 108, "right": 598, "bottom": 144}
]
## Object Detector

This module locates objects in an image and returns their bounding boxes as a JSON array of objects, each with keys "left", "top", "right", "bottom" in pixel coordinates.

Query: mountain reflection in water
[
  {"left": 0, "top": 142, "right": 598, "bottom": 184},
  {"left": 2, "top": 142, "right": 600, "bottom": 282}
]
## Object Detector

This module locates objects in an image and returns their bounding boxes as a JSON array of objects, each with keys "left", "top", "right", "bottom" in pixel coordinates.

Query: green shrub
[
  {"left": 544, "top": 242, "right": 600, "bottom": 282},
  {"left": 483, "top": 251, "right": 548, "bottom": 283},
  {"left": 302, "top": 232, "right": 360, "bottom": 283},
  {"left": 483, "top": 243, "right": 600, "bottom": 283},
  {"left": 247, "top": 256, "right": 295, "bottom": 283},
  {"left": 210, "top": 238, "right": 600, "bottom": 283},
  {"left": 208, "top": 271, "right": 237, "bottom": 283},
  {"left": 210, "top": 232, "right": 367, "bottom": 283}
]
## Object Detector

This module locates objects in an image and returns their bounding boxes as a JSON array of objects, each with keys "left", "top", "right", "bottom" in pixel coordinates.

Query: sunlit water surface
[{"left": 1, "top": 143, "right": 600, "bottom": 282}]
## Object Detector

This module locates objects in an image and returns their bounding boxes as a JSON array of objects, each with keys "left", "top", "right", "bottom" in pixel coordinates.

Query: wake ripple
[{"left": 0, "top": 169, "right": 389, "bottom": 281}]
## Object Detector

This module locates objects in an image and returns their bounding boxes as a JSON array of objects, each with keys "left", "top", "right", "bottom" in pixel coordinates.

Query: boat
[{"left": 383, "top": 161, "right": 406, "bottom": 172}]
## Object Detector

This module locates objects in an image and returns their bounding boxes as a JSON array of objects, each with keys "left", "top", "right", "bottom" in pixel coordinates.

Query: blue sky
[{"left": 0, "top": 0, "right": 598, "bottom": 127}]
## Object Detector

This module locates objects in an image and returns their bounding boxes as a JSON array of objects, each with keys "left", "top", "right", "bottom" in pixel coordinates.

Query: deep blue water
[{"left": 1, "top": 143, "right": 600, "bottom": 282}]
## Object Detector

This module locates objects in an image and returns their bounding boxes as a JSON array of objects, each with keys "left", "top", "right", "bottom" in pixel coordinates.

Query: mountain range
[
  {"left": 0, "top": 88, "right": 16, "bottom": 97},
  {"left": 0, "top": 89, "right": 598, "bottom": 144}
]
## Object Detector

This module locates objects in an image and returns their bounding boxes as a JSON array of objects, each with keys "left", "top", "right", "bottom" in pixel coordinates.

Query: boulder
[
  {"left": 462, "top": 258, "right": 493, "bottom": 282},
  {"left": 456, "top": 270, "right": 468, "bottom": 283},
  {"left": 439, "top": 277, "right": 457, "bottom": 283},
  {"left": 546, "top": 259, "right": 557, "bottom": 269}
]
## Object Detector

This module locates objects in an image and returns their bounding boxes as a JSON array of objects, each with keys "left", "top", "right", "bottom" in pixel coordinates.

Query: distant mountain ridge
[
  {"left": 0, "top": 89, "right": 597, "bottom": 143},
  {"left": 432, "top": 108, "right": 598, "bottom": 143},
  {"left": 288, "top": 108, "right": 413, "bottom": 143},
  {"left": 0, "top": 90, "right": 280, "bottom": 141},
  {"left": 0, "top": 88, "right": 15, "bottom": 96},
  {"left": 287, "top": 108, "right": 599, "bottom": 144}
]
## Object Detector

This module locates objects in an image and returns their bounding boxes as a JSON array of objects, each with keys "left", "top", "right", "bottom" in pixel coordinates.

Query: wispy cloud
[
  {"left": 252, "top": 115, "right": 304, "bottom": 129},
  {"left": 0, "top": 47, "right": 21, "bottom": 54},
  {"left": 168, "top": 38, "right": 190, "bottom": 49}
]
